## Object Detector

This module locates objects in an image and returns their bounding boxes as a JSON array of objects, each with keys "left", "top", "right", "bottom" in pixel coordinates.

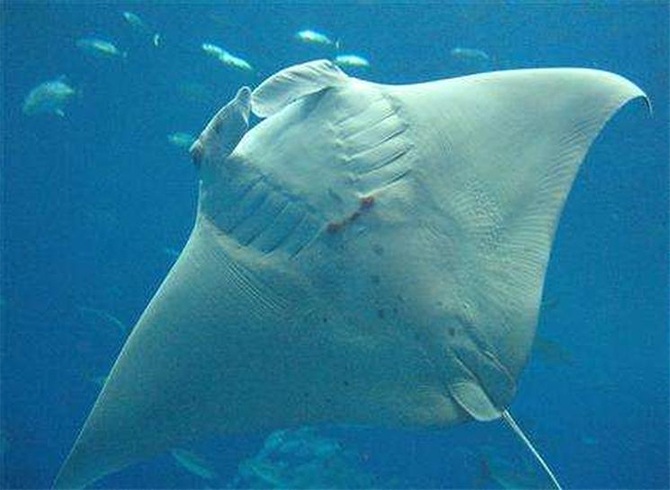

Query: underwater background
[{"left": 1, "top": 2, "right": 668, "bottom": 489}]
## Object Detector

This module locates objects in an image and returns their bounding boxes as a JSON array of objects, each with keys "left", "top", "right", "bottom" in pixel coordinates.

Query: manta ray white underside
[{"left": 55, "top": 60, "right": 647, "bottom": 489}]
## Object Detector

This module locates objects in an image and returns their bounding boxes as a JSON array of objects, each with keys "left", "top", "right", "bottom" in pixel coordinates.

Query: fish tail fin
[{"left": 501, "top": 410, "right": 563, "bottom": 490}]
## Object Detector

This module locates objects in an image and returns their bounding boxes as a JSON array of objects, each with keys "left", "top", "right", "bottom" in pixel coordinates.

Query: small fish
[
  {"left": 295, "top": 29, "right": 335, "bottom": 46},
  {"left": 170, "top": 449, "right": 217, "bottom": 480},
  {"left": 122, "top": 11, "right": 147, "bottom": 31},
  {"left": 167, "top": 132, "right": 196, "bottom": 149},
  {"left": 76, "top": 38, "right": 126, "bottom": 60},
  {"left": 201, "top": 42, "right": 226, "bottom": 59},
  {"left": 334, "top": 54, "right": 370, "bottom": 68},
  {"left": 219, "top": 51, "right": 253, "bottom": 71},
  {"left": 201, "top": 43, "right": 253, "bottom": 71},
  {"left": 450, "top": 47, "right": 491, "bottom": 64},
  {"left": 22, "top": 77, "right": 76, "bottom": 117}
]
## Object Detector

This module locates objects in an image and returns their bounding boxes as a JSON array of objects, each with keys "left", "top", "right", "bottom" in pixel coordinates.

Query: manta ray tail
[{"left": 501, "top": 410, "right": 563, "bottom": 490}]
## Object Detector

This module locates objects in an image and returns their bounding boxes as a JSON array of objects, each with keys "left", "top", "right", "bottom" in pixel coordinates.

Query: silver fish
[
  {"left": 76, "top": 38, "right": 126, "bottom": 60},
  {"left": 201, "top": 43, "right": 253, "bottom": 71},
  {"left": 450, "top": 47, "right": 491, "bottom": 63},
  {"left": 22, "top": 77, "right": 76, "bottom": 117},
  {"left": 334, "top": 54, "right": 370, "bottom": 68},
  {"left": 167, "top": 132, "right": 196, "bottom": 149},
  {"left": 295, "top": 29, "right": 335, "bottom": 46}
]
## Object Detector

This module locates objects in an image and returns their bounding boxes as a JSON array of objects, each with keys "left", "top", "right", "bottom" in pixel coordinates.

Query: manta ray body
[{"left": 55, "top": 60, "right": 647, "bottom": 489}]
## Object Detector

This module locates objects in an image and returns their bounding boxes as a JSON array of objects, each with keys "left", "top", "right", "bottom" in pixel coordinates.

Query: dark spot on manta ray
[
  {"left": 359, "top": 195, "right": 375, "bottom": 209},
  {"left": 326, "top": 221, "right": 344, "bottom": 234},
  {"left": 342, "top": 380, "right": 350, "bottom": 387},
  {"left": 325, "top": 194, "right": 376, "bottom": 234},
  {"left": 348, "top": 210, "right": 362, "bottom": 223}
]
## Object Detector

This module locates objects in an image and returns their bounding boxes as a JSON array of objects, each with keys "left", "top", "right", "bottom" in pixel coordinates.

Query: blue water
[{"left": 1, "top": 3, "right": 668, "bottom": 489}]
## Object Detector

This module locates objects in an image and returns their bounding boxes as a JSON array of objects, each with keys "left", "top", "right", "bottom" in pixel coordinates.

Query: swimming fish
[
  {"left": 450, "top": 47, "right": 491, "bottom": 64},
  {"left": 201, "top": 42, "right": 225, "bottom": 58},
  {"left": 334, "top": 54, "right": 370, "bottom": 68},
  {"left": 232, "top": 427, "right": 377, "bottom": 489},
  {"left": 201, "top": 43, "right": 253, "bottom": 71},
  {"left": 170, "top": 449, "right": 217, "bottom": 480},
  {"left": 219, "top": 51, "right": 253, "bottom": 71},
  {"left": 122, "top": 11, "right": 148, "bottom": 32},
  {"left": 295, "top": 29, "right": 335, "bottom": 47},
  {"left": 167, "top": 132, "right": 196, "bottom": 149},
  {"left": 22, "top": 77, "right": 76, "bottom": 117},
  {"left": 76, "top": 38, "right": 126, "bottom": 60}
]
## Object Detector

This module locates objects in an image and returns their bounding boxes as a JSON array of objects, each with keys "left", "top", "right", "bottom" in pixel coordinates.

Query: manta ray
[{"left": 54, "top": 60, "right": 647, "bottom": 489}]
